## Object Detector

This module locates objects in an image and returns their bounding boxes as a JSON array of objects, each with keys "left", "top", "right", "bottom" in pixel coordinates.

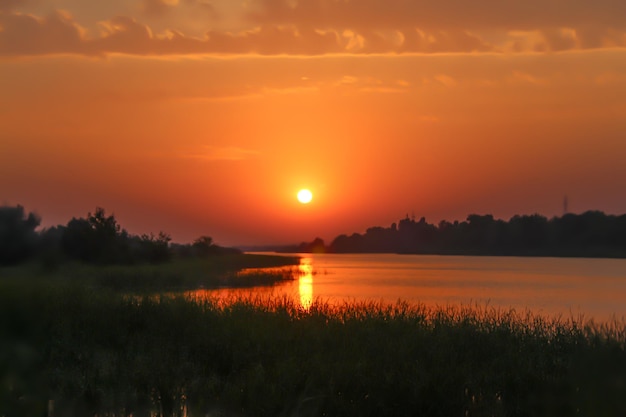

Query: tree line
[
  {"left": 288, "top": 211, "right": 626, "bottom": 258},
  {"left": 0, "top": 205, "right": 239, "bottom": 267}
]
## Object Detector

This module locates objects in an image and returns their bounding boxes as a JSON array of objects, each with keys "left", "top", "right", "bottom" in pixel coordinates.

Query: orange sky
[{"left": 1, "top": 0, "right": 626, "bottom": 245}]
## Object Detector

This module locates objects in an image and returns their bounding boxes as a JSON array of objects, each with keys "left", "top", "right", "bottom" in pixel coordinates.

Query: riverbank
[
  {"left": 2, "top": 284, "right": 624, "bottom": 417},
  {"left": 0, "top": 253, "right": 300, "bottom": 292}
]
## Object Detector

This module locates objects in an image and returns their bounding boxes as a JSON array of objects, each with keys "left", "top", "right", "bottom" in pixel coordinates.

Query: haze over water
[{"left": 197, "top": 254, "right": 626, "bottom": 322}]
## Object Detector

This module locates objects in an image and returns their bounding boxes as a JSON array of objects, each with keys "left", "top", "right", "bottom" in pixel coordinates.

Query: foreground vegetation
[
  {"left": 2, "top": 283, "right": 625, "bottom": 417},
  {"left": 0, "top": 253, "right": 300, "bottom": 292},
  {"left": 2, "top": 203, "right": 625, "bottom": 416}
]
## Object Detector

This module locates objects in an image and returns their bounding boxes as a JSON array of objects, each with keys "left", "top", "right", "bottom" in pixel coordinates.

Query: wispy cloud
[
  {"left": 248, "top": 0, "right": 626, "bottom": 33},
  {"left": 142, "top": 0, "right": 179, "bottom": 17},
  {"left": 1, "top": 0, "right": 625, "bottom": 57},
  {"left": 0, "top": 0, "right": 28, "bottom": 12},
  {"left": 332, "top": 75, "right": 411, "bottom": 93},
  {"left": 434, "top": 74, "right": 457, "bottom": 88}
]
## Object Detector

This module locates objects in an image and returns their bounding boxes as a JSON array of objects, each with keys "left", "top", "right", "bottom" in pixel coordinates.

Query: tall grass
[
  {"left": 2, "top": 281, "right": 625, "bottom": 417},
  {"left": 0, "top": 253, "right": 300, "bottom": 292}
]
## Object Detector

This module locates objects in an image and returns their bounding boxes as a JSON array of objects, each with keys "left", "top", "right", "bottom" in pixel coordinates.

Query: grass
[
  {"left": 1, "top": 280, "right": 625, "bottom": 417},
  {"left": 0, "top": 253, "right": 301, "bottom": 292}
]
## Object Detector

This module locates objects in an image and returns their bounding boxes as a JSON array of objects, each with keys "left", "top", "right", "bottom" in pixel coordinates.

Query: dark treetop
[{"left": 281, "top": 211, "right": 626, "bottom": 258}]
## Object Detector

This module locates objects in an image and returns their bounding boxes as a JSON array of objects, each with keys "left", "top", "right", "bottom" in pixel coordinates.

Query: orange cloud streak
[{"left": 2, "top": 0, "right": 626, "bottom": 57}]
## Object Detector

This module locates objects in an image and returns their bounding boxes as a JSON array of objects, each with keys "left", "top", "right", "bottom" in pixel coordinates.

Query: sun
[{"left": 297, "top": 189, "right": 313, "bottom": 204}]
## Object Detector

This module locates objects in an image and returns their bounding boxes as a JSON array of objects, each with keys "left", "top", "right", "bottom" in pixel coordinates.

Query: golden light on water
[{"left": 298, "top": 257, "right": 313, "bottom": 310}]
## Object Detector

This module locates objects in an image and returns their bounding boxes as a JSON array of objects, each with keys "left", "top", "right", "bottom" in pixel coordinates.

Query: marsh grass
[
  {"left": 2, "top": 279, "right": 625, "bottom": 417},
  {"left": 0, "top": 253, "right": 300, "bottom": 292}
]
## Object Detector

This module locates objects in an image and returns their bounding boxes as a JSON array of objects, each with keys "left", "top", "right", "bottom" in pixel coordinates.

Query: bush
[{"left": 0, "top": 205, "right": 40, "bottom": 265}]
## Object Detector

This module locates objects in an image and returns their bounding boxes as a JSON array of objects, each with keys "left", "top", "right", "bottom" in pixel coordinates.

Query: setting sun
[
  {"left": 2, "top": 0, "right": 626, "bottom": 413},
  {"left": 2, "top": 1, "right": 626, "bottom": 246},
  {"left": 297, "top": 189, "right": 313, "bottom": 204}
]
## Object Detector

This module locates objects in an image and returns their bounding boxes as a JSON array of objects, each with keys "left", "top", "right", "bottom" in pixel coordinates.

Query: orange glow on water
[
  {"left": 184, "top": 254, "right": 626, "bottom": 322},
  {"left": 298, "top": 257, "right": 314, "bottom": 310}
]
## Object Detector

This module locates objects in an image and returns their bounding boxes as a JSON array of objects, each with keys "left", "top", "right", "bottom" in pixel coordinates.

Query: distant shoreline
[
  {"left": 268, "top": 210, "right": 626, "bottom": 259},
  {"left": 270, "top": 249, "right": 626, "bottom": 260}
]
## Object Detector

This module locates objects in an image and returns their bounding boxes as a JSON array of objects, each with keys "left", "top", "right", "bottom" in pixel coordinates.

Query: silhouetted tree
[
  {"left": 192, "top": 235, "right": 215, "bottom": 256},
  {"left": 0, "top": 205, "right": 40, "bottom": 265},
  {"left": 39, "top": 225, "right": 66, "bottom": 270},
  {"left": 362, "top": 226, "right": 396, "bottom": 252},
  {"left": 331, "top": 233, "right": 366, "bottom": 253},
  {"left": 169, "top": 236, "right": 240, "bottom": 258},
  {"left": 62, "top": 207, "right": 130, "bottom": 264},
  {"left": 321, "top": 210, "right": 626, "bottom": 257},
  {"left": 133, "top": 232, "right": 172, "bottom": 264},
  {"left": 394, "top": 216, "right": 437, "bottom": 253},
  {"left": 330, "top": 234, "right": 352, "bottom": 253},
  {"left": 297, "top": 237, "right": 326, "bottom": 253},
  {"left": 608, "top": 214, "right": 626, "bottom": 247},
  {"left": 509, "top": 214, "right": 549, "bottom": 252},
  {"left": 62, "top": 217, "right": 94, "bottom": 262}
]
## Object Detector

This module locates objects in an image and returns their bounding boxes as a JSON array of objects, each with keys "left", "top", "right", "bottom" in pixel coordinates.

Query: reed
[
  {"left": 1, "top": 281, "right": 625, "bottom": 417},
  {"left": 0, "top": 253, "right": 300, "bottom": 292}
]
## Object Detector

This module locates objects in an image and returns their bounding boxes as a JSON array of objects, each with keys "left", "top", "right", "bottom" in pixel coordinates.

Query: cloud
[
  {"left": 0, "top": 11, "right": 499, "bottom": 56},
  {"left": 0, "top": 11, "right": 86, "bottom": 56},
  {"left": 0, "top": 0, "right": 29, "bottom": 12},
  {"left": 434, "top": 74, "right": 457, "bottom": 88},
  {"left": 0, "top": 12, "right": 344, "bottom": 56},
  {"left": 142, "top": 0, "right": 214, "bottom": 17},
  {"left": 184, "top": 146, "right": 260, "bottom": 161},
  {"left": 184, "top": 0, "right": 213, "bottom": 10},
  {"left": 142, "top": 0, "right": 179, "bottom": 17},
  {"left": 331, "top": 75, "right": 410, "bottom": 93},
  {"left": 245, "top": 0, "right": 626, "bottom": 53},
  {"left": 248, "top": 0, "right": 626, "bottom": 33},
  {"left": 1, "top": 0, "right": 626, "bottom": 57}
]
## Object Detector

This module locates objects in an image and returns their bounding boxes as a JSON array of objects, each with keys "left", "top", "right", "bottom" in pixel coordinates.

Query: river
[{"left": 191, "top": 253, "right": 626, "bottom": 322}]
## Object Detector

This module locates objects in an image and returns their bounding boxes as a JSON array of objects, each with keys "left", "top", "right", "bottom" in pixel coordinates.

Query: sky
[{"left": 1, "top": 0, "right": 626, "bottom": 246}]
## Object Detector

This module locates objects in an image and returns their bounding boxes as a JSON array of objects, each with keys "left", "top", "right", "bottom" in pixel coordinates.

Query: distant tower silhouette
[{"left": 563, "top": 195, "right": 569, "bottom": 215}]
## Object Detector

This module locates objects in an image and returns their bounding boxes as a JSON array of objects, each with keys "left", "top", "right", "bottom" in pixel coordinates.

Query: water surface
[{"left": 192, "top": 253, "right": 626, "bottom": 321}]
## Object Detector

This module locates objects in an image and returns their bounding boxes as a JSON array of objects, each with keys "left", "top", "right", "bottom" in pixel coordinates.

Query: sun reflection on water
[{"left": 298, "top": 257, "right": 313, "bottom": 310}]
